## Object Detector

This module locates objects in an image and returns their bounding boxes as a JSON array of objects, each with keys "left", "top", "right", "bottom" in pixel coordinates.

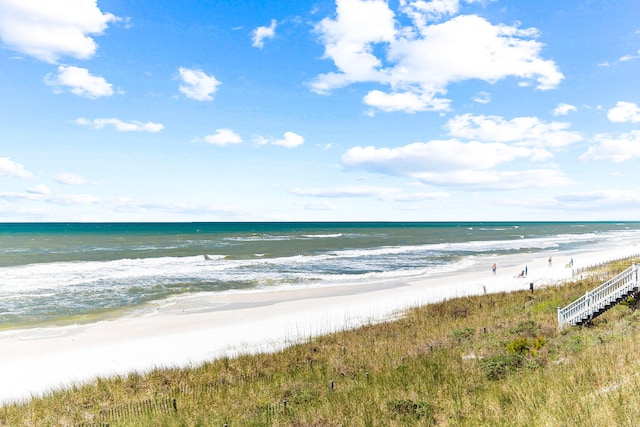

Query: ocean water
[{"left": 1, "top": 222, "right": 639, "bottom": 329}]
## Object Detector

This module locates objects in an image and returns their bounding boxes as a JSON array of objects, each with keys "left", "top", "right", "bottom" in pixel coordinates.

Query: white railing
[{"left": 558, "top": 263, "right": 639, "bottom": 329}]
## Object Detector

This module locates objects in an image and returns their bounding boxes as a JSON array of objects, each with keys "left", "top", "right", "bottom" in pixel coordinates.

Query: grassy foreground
[{"left": 2, "top": 259, "right": 640, "bottom": 426}]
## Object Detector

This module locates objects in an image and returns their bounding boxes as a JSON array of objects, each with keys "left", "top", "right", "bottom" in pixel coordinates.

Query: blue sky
[{"left": 1, "top": 0, "right": 640, "bottom": 222}]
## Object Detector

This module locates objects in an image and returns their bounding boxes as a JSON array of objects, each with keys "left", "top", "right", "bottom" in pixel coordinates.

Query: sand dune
[{"left": 0, "top": 244, "right": 637, "bottom": 404}]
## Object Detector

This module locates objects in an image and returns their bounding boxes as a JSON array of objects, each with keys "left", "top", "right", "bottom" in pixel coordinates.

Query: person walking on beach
[
  {"left": 492, "top": 263, "right": 497, "bottom": 275},
  {"left": 548, "top": 257, "right": 552, "bottom": 267}
]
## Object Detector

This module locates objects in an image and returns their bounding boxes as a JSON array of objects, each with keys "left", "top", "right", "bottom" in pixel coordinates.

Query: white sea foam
[
  {"left": 2, "top": 228, "right": 636, "bottom": 294},
  {"left": 2, "top": 225, "right": 639, "bottom": 326}
]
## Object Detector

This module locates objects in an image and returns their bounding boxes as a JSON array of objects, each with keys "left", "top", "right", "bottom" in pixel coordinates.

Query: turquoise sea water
[{"left": 1, "top": 222, "right": 639, "bottom": 328}]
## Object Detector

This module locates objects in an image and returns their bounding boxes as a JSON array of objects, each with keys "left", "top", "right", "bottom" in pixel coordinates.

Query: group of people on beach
[
  {"left": 491, "top": 256, "right": 575, "bottom": 278},
  {"left": 490, "top": 262, "right": 528, "bottom": 278}
]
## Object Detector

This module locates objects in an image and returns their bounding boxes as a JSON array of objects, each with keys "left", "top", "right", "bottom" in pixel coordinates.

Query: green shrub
[
  {"left": 479, "top": 354, "right": 523, "bottom": 380},
  {"left": 531, "top": 335, "right": 547, "bottom": 350},
  {"left": 452, "top": 327, "right": 475, "bottom": 340},
  {"left": 506, "top": 337, "right": 531, "bottom": 354},
  {"left": 505, "top": 335, "right": 547, "bottom": 355}
]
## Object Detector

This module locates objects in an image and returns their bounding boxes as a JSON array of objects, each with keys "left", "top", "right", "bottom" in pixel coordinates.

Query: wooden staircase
[{"left": 557, "top": 264, "right": 639, "bottom": 329}]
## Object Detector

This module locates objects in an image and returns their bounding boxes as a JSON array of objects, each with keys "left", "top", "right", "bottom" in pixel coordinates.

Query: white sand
[{"left": 0, "top": 244, "right": 638, "bottom": 405}]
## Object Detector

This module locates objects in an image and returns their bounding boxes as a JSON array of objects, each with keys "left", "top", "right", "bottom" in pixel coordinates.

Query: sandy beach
[{"left": 1, "top": 244, "right": 638, "bottom": 405}]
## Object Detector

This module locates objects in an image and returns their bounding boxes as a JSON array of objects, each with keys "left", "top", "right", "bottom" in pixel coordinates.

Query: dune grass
[{"left": 1, "top": 259, "right": 639, "bottom": 426}]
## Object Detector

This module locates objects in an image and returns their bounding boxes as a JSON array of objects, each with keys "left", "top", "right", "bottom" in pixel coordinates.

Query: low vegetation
[{"left": 1, "top": 259, "right": 639, "bottom": 426}]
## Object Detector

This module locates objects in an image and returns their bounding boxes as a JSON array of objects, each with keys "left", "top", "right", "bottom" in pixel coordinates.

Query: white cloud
[
  {"left": 580, "top": 130, "right": 640, "bottom": 162},
  {"left": 55, "top": 172, "right": 91, "bottom": 185},
  {"left": 607, "top": 101, "right": 640, "bottom": 123},
  {"left": 551, "top": 190, "right": 640, "bottom": 211},
  {"left": 445, "top": 114, "right": 582, "bottom": 148},
  {"left": 363, "top": 89, "right": 449, "bottom": 113},
  {"left": 343, "top": 140, "right": 538, "bottom": 174},
  {"left": 112, "top": 198, "right": 246, "bottom": 217},
  {"left": 472, "top": 91, "right": 491, "bottom": 104},
  {"left": 0, "top": 190, "right": 99, "bottom": 205},
  {"left": 340, "top": 112, "right": 581, "bottom": 190},
  {"left": 252, "top": 19, "right": 277, "bottom": 49},
  {"left": 52, "top": 193, "right": 99, "bottom": 205},
  {"left": 200, "top": 129, "right": 242, "bottom": 146},
  {"left": 619, "top": 50, "right": 640, "bottom": 63},
  {"left": 292, "top": 185, "right": 400, "bottom": 198},
  {"left": 290, "top": 185, "right": 449, "bottom": 202},
  {"left": 600, "top": 50, "right": 640, "bottom": 67},
  {"left": 27, "top": 184, "right": 51, "bottom": 195},
  {"left": 410, "top": 168, "right": 571, "bottom": 190},
  {"left": 274, "top": 132, "right": 305, "bottom": 148},
  {"left": 312, "top": 1, "right": 563, "bottom": 113},
  {"left": 256, "top": 132, "right": 305, "bottom": 148},
  {"left": 400, "top": 0, "right": 462, "bottom": 25},
  {"left": 76, "top": 118, "right": 164, "bottom": 132},
  {"left": 312, "top": 0, "right": 396, "bottom": 94},
  {"left": 177, "top": 67, "right": 220, "bottom": 101},
  {"left": 253, "top": 136, "right": 270, "bottom": 146},
  {"left": 341, "top": 133, "right": 574, "bottom": 190},
  {"left": 0, "top": 0, "right": 119, "bottom": 63},
  {"left": 299, "top": 200, "right": 338, "bottom": 211},
  {"left": 45, "top": 65, "right": 114, "bottom": 98},
  {"left": 0, "top": 157, "right": 33, "bottom": 179},
  {"left": 553, "top": 103, "right": 577, "bottom": 116}
]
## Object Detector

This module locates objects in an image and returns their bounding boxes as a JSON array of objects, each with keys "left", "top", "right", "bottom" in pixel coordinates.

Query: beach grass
[{"left": 1, "top": 258, "right": 639, "bottom": 426}]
